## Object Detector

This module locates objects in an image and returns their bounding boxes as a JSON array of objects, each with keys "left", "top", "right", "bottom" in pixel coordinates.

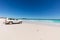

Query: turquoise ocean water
[
  {"left": 32, "top": 20, "right": 60, "bottom": 23},
  {"left": 20, "top": 19, "right": 60, "bottom": 23},
  {"left": 52, "top": 20, "right": 60, "bottom": 23}
]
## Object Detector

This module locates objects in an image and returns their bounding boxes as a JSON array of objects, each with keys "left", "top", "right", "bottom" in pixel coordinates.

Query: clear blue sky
[{"left": 0, "top": 0, "right": 60, "bottom": 19}]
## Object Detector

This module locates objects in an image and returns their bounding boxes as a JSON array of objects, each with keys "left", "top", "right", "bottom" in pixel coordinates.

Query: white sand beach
[{"left": 0, "top": 19, "right": 60, "bottom": 40}]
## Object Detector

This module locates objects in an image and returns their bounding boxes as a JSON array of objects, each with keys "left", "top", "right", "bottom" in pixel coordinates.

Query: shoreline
[{"left": 23, "top": 20, "right": 60, "bottom": 26}]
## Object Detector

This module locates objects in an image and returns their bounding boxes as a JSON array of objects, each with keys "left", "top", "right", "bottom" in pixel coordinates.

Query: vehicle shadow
[{"left": 5, "top": 23, "right": 22, "bottom": 25}]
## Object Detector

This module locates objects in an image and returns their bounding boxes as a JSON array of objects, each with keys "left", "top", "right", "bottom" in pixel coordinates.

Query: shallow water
[{"left": 22, "top": 19, "right": 60, "bottom": 23}]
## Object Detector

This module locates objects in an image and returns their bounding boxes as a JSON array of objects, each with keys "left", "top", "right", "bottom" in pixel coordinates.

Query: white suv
[{"left": 5, "top": 18, "right": 22, "bottom": 24}]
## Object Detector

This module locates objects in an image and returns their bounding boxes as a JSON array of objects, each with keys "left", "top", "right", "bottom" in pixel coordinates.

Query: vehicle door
[
  {"left": 12, "top": 19, "right": 16, "bottom": 23},
  {"left": 13, "top": 19, "right": 19, "bottom": 23}
]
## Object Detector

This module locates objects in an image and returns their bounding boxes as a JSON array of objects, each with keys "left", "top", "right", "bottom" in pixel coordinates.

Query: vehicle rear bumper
[{"left": 5, "top": 21, "right": 9, "bottom": 24}]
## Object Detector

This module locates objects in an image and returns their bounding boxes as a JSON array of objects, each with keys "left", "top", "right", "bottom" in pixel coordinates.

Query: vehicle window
[
  {"left": 16, "top": 19, "right": 18, "bottom": 20},
  {"left": 8, "top": 18, "right": 15, "bottom": 20}
]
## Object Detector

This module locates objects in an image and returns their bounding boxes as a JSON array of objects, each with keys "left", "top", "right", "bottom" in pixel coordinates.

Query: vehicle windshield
[{"left": 8, "top": 18, "right": 15, "bottom": 20}]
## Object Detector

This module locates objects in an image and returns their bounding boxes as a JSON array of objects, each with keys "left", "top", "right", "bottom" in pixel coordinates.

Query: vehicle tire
[
  {"left": 5, "top": 23, "right": 8, "bottom": 25},
  {"left": 9, "top": 21, "right": 13, "bottom": 25},
  {"left": 5, "top": 22, "right": 9, "bottom": 25}
]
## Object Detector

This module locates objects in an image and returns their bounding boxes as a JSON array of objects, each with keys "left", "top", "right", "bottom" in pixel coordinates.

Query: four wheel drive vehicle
[{"left": 5, "top": 18, "right": 22, "bottom": 24}]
